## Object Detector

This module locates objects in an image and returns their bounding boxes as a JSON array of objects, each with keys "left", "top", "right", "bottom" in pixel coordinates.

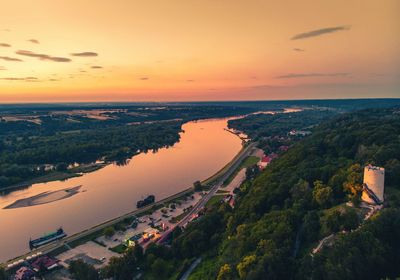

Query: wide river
[{"left": 0, "top": 118, "right": 243, "bottom": 262}]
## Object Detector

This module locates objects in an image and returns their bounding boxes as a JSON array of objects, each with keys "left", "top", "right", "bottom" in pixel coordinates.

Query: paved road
[
  {"left": 179, "top": 258, "right": 202, "bottom": 280},
  {"left": 180, "top": 142, "right": 256, "bottom": 226},
  {"left": 157, "top": 142, "right": 256, "bottom": 244}
]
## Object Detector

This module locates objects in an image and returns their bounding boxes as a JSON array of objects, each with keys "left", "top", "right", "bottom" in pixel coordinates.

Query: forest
[{"left": 70, "top": 106, "right": 400, "bottom": 280}]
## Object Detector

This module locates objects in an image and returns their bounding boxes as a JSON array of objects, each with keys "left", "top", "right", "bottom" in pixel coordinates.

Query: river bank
[
  {"left": 0, "top": 163, "right": 105, "bottom": 194},
  {"left": 0, "top": 117, "right": 244, "bottom": 263},
  {"left": 3, "top": 140, "right": 256, "bottom": 268}
]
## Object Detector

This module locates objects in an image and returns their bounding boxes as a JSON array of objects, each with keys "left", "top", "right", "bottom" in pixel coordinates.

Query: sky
[{"left": 0, "top": 0, "right": 399, "bottom": 102}]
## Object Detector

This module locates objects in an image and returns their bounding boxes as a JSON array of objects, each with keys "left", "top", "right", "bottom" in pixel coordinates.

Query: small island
[{"left": 3, "top": 185, "right": 82, "bottom": 209}]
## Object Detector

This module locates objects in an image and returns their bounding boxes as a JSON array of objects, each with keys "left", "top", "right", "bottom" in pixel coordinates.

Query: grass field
[
  {"left": 110, "top": 243, "right": 127, "bottom": 254},
  {"left": 205, "top": 195, "right": 225, "bottom": 208}
]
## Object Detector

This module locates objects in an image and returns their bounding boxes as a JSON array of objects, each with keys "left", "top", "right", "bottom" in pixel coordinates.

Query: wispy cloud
[
  {"left": 276, "top": 72, "right": 350, "bottom": 79},
  {"left": 71, "top": 52, "right": 98, "bottom": 57},
  {"left": 0, "top": 43, "right": 11, "bottom": 47},
  {"left": 140, "top": 77, "right": 149, "bottom": 80},
  {"left": 293, "top": 48, "right": 305, "bottom": 52},
  {"left": 0, "top": 76, "right": 38, "bottom": 81},
  {"left": 291, "top": 26, "right": 351, "bottom": 40},
  {"left": 0, "top": 56, "right": 23, "bottom": 62},
  {"left": 16, "top": 50, "right": 71, "bottom": 62},
  {"left": 186, "top": 79, "right": 194, "bottom": 82},
  {"left": 91, "top": 65, "right": 103, "bottom": 69},
  {"left": 28, "top": 39, "right": 40, "bottom": 44},
  {"left": 0, "top": 66, "right": 6, "bottom": 70}
]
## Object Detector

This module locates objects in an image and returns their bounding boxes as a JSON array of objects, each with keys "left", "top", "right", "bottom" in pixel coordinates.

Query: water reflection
[{"left": 0, "top": 118, "right": 243, "bottom": 262}]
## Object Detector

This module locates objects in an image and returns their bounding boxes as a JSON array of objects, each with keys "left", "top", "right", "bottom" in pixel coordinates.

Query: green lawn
[
  {"left": 110, "top": 243, "right": 127, "bottom": 254},
  {"left": 205, "top": 195, "right": 225, "bottom": 208},
  {"left": 216, "top": 190, "right": 230, "bottom": 194}
]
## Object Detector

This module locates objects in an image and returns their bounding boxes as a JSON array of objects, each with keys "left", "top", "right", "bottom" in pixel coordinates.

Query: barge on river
[{"left": 29, "top": 227, "right": 67, "bottom": 249}]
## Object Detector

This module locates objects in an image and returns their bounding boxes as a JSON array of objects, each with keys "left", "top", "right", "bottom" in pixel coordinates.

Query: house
[
  {"left": 14, "top": 267, "right": 35, "bottom": 280},
  {"left": 258, "top": 153, "right": 279, "bottom": 169},
  {"left": 258, "top": 156, "right": 271, "bottom": 169},
  {"left": 30, "top": 255, "right": 59, "bottom": 272}
]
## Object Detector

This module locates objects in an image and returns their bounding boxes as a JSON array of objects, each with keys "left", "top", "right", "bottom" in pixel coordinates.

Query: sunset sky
[{"left": 0, "top": 0, "right": 399, "bottom": 102}]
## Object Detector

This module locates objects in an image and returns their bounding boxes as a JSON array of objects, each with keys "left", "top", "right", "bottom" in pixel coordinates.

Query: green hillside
[{"left": 69, "top": 107, "right": 400, "bottom": 280}]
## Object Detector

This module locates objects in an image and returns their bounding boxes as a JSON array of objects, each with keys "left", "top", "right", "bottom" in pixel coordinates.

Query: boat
[
  {"left": 136, "top": 195, "right": 155, "bottom": 208},
  {"left": 29, "top": 227, "right": 67, "bottom": 249}
]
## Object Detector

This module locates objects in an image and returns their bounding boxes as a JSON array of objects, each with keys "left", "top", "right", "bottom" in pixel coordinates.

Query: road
[
  {"left": 181, "top": 142, "right": 255, "bottom": 226},
  {"left": 179, "top": 258, "right": 202, "bottom": 280},
  {"left": 157, "top": 142, "right": 256, "bottom": 244}
]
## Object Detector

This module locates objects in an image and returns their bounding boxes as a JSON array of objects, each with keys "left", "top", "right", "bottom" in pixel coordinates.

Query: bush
[
  {"left": 104, "top": 226, "right": 115, "bottom": 238},
  {"left": 68, "top": 259, "right": 99, "bottom": 280}
]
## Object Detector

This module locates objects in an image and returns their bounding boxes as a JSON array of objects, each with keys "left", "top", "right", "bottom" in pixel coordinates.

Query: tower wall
[{"left": 361, "top": 165, "right": 385, "bottom": 204}]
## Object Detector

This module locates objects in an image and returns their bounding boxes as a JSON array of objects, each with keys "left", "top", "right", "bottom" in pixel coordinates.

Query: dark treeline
[
  {"left": 0, "top": 122, "right": 183, "bottom": 188},
  {"left": 228, "top": 109, "right": 337, "bottom": 139},
  {"left": 85, "top": 106, "right": 400, "bottom": 280}
]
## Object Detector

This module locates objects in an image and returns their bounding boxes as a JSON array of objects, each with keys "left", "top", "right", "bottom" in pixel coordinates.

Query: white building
[{"left": 361, "top": 165, "right": 385, "bottom": 204}]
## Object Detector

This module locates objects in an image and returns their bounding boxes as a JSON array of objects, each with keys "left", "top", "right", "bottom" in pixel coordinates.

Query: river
[{"left": 0, "top": 118, "right": 243, "bottom": 262}]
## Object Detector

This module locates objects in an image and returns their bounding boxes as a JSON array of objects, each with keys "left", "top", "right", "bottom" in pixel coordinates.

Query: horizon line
[{"left": 0, "top": 97, "right": 399, "bottom": 106}]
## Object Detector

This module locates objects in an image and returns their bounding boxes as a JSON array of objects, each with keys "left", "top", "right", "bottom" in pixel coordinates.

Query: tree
[
  {"left": 343, "top": 164, "right": 363, "bottom": 205},
  {"left": 313, "top": 181, "right": 333, "bottom": 208},
  {"left": 291, "top": 179, "right": 311, "bottom": 201},
  {"left": 151, "top": 258, "right": 171, "bottom": 279},
  {"left": 341, "top": 208, "right": 359, "bottom": 231},
  {"left": 237, "top": 255, "right": 257, "bottom": 279},
  {"left": 246, "top": 165, "right": 260, "bottom": 180},
  {"left": 69, "top": 259, "right": 99, "bottom": 280},
  {"left": 302, "top": 211, "right": 320, "bottom": 243},
  {"left": 193, "top": 181, "right": 203, "bottom": 192},
  {"left": 217, "top": 264, "right": 234, "bottom": 280},
  {"left": 0, "top": 266, "right": 7, "bottom": 280},
  {"left": 325, "top": 210, "right": 341, "bottom": 233},
  {"left": 104, "top": 226, "right": 115, "bottom": 238}
]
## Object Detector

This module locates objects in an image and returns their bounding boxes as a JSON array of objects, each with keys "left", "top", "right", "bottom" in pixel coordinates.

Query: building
[
  {"left": 125, "top": 233, "right": 142, "bottom": 247},
  {"left": 361, "top": 165, "right": 385, "bottom": 205},
  {"left": 30, "top": 255, "right": 59, "bottom": 272},
  {"left": 14, "top": 267, "right": 35, "bottom": 280},
  {"left": 258, "top": 156, "right": 271, "bottom": 169},
  {"left": 258, "top": 153, "right": 278, "bottom": 169}
]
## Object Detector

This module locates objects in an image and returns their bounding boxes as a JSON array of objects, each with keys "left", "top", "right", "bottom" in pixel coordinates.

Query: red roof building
[
  {"left": 31, "top": 255, "right": 59, "bottom": 272},
  {"left": 258, "top": 153, "right": 279, "bottom": 169},
  {"left": 261, "top": 156, "right": 271, "bottom": 163},
  {"left": 15, "top": 267, "right": 35, "bottom": 280}
]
